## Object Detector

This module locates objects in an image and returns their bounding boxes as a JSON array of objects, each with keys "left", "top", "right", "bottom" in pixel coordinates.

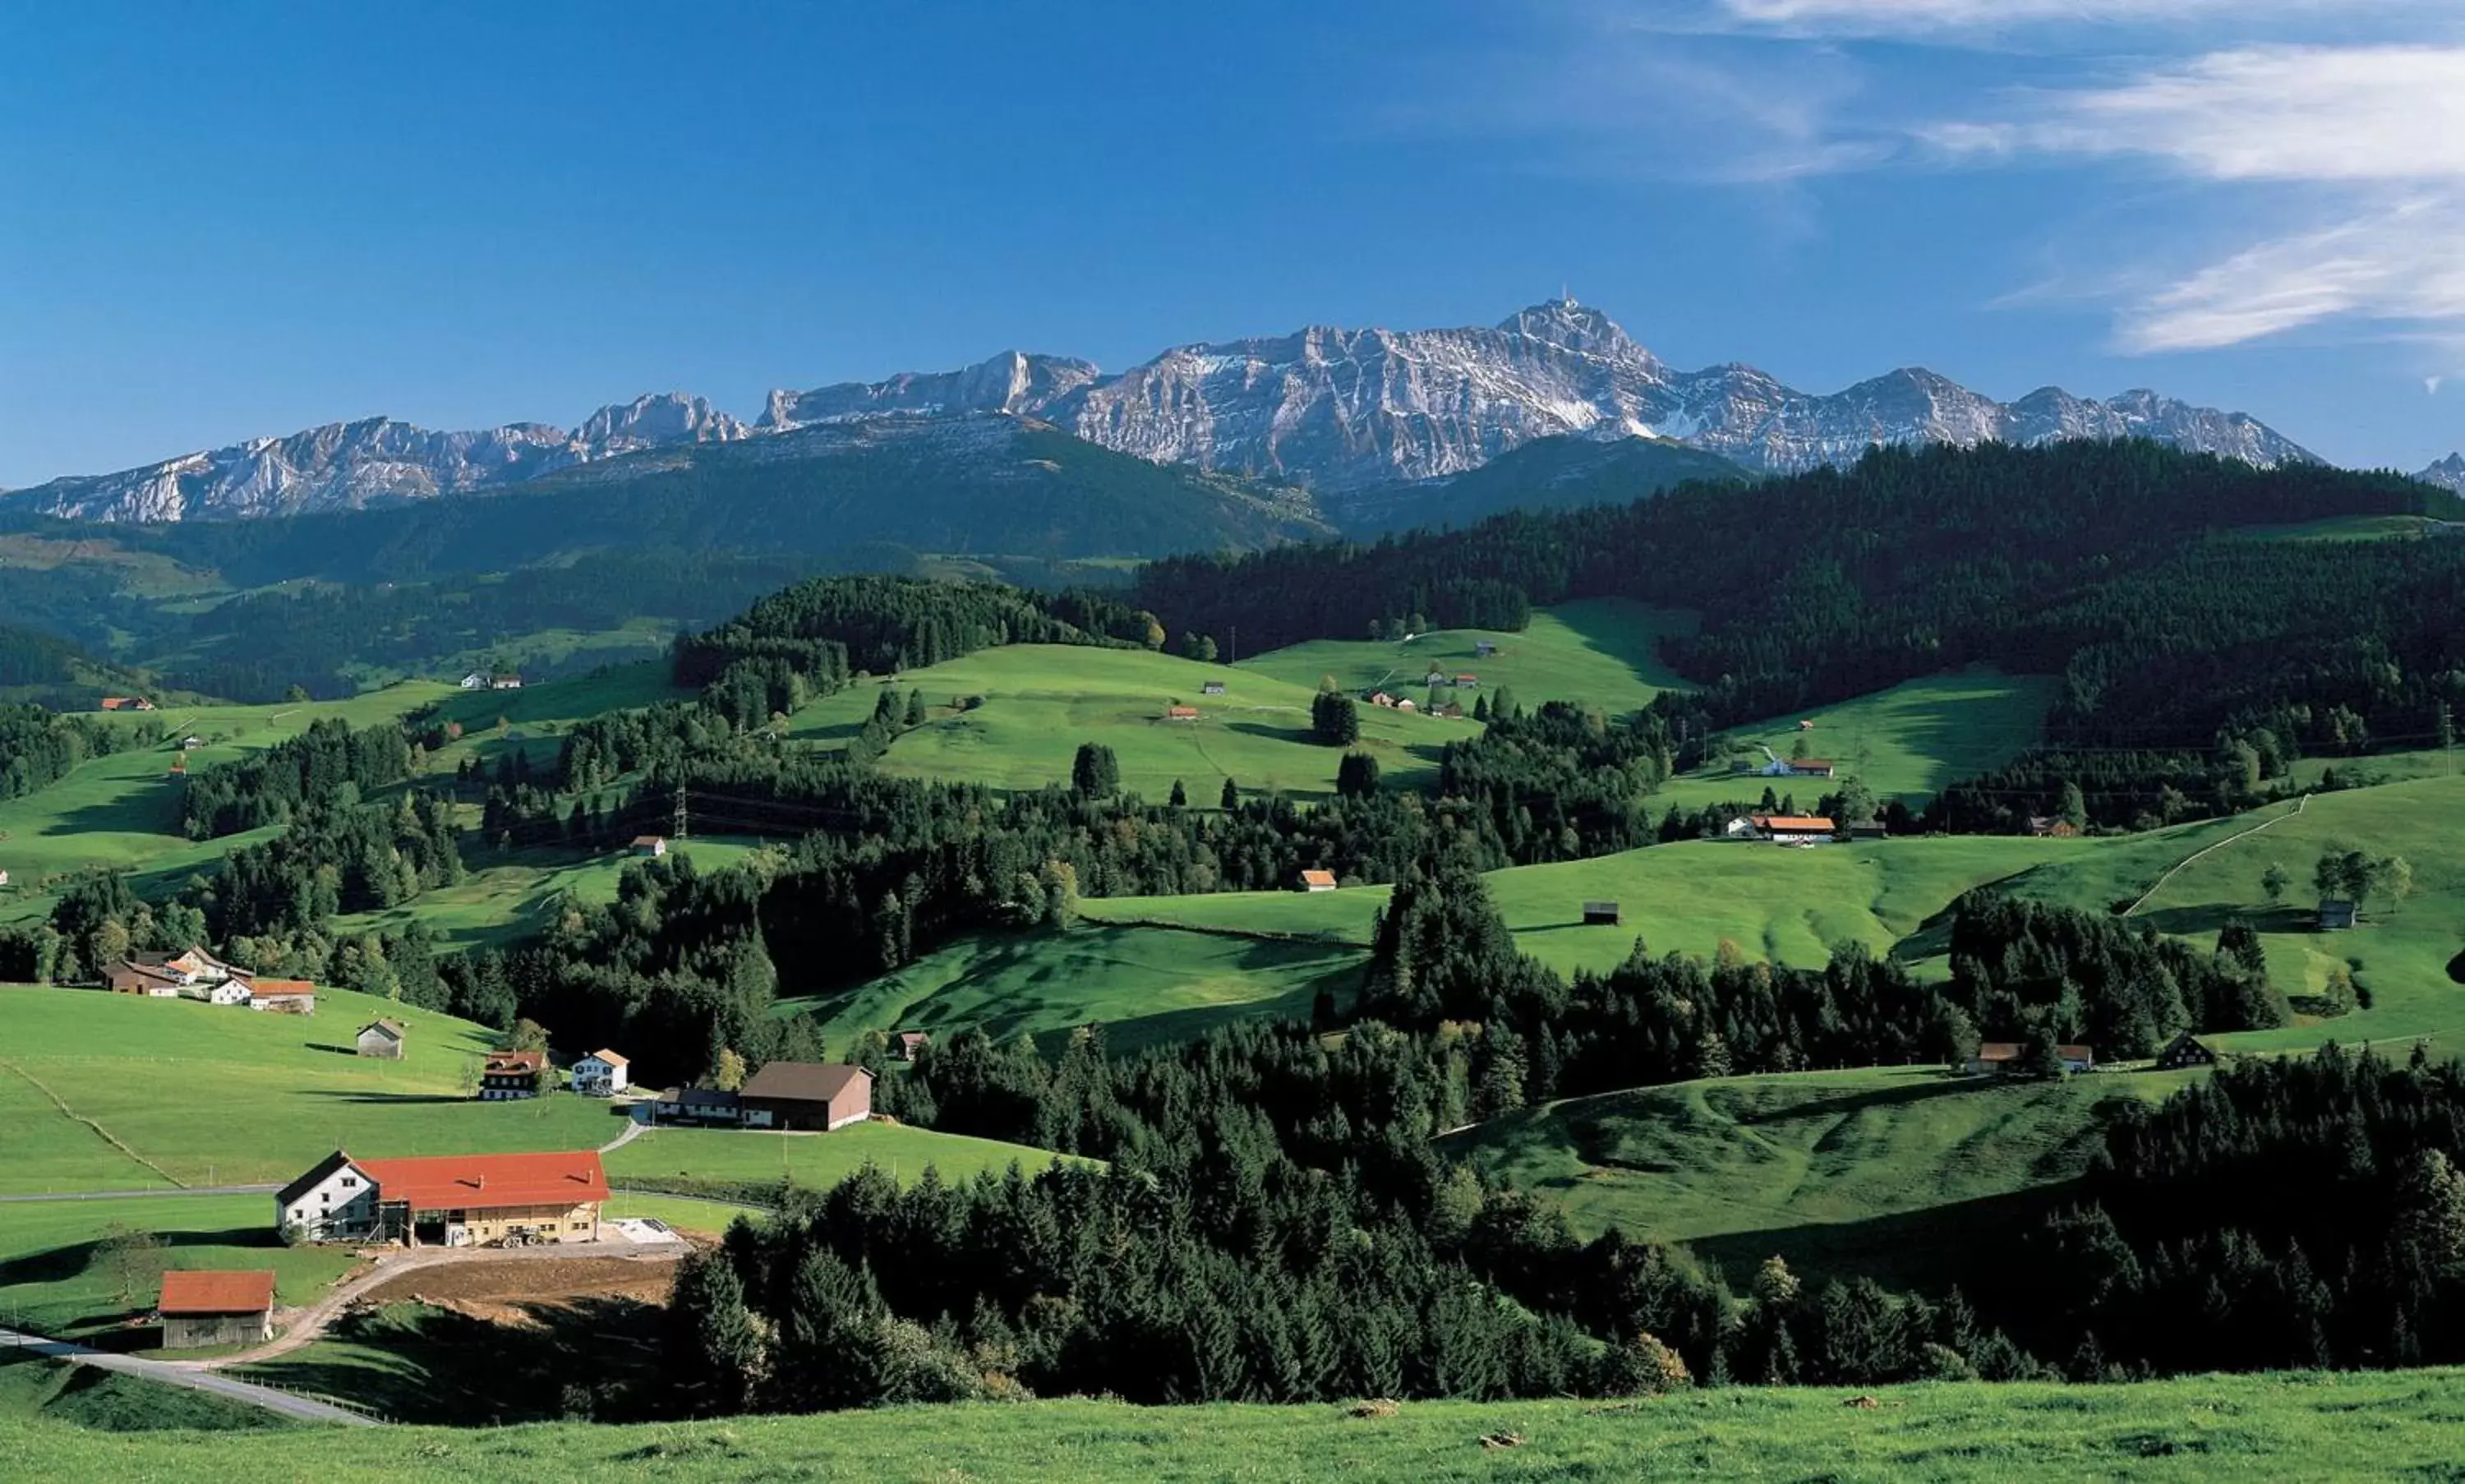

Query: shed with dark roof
[{"left": 740, "top": 1061, "right": 873, "bottom": 1131}]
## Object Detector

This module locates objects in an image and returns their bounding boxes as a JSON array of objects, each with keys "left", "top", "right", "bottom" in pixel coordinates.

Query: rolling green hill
[
  {"left": 784, "top": 922, "right": 1364, "bottom": 1053},
  {"left": 1653, "top": 668, "right": 2058, "bottom": 810},
  {"left": 0, "top": 683, "right": 456, "bottom": 924},
  {"left": 603, "top": 1121, "right": 1079, "bottom": 1194},
  {"left": 789, "top": 643, "right": 1475, "bottom": 799},
  {"left": 1236, "top": 598, "right": 1696, "bottom": 715},
  {"left": 1449, "top": 1066, "right": 2195, "bottom": 1288},
  {"left": 9, "top": 1373, "right": 2465, "bottom": 1480}
]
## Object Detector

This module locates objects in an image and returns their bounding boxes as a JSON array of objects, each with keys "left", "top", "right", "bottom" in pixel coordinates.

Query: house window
[
  {"left": 321, "top": 1191, "right": 331, "bottom": 1204},
  {"left": 342, "top": 1177, "right": 357, "bottom": 1188}
]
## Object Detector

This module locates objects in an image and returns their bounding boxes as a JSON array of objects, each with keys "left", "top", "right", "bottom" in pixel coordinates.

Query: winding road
[{"left": 0, "top": 1326, "right": 377, "bottom": 1425}]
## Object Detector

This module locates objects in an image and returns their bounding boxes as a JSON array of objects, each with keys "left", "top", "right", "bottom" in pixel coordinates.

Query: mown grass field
[
  {"left": 785, "top": 923, "right": 1363, "bottom": 1053},
  {"left": 0, "top": 683, "right": 456, "bottom": 924},
  {"left": 1235, "top": 598, "right": 1697, "bottom": 713},
  {"left": 1085, "top": 835, "right": 2088, "bottom": 978},
  {"left": 1654, "top": 668, "right": 2057, "bottom": 809},
  {"left": 0, "top": 1194, "right": 358, "bottom": 1339},
  {"left": 787, "top": 643, "right": 1475, "bottom": 799},
  {"left": 0, "top": 984, "right": 623, "bottom": 1192},
  {"left": 11, "top": 1372, "right": 2465, "bottom": 1480},
  {"left": 603, "top": 1121, "right": 1080, "bottom": 1193},
  {"left": 418, "top": 660, "right": 693, "bottom": 776},
  {"left": 1450, "top": 1066, "right": 2198, "bottom": 1288}
]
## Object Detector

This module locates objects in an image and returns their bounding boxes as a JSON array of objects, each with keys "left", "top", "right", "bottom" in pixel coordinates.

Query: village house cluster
[{"left": 100, "top": 945, "right": 316, "bottom": 1014}]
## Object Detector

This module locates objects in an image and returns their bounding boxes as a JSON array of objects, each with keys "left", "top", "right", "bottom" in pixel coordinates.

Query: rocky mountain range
[
  {"left": 8, "top": 300, "right": 2328, "bottom": 523},
  {"left": 2413, "top": 453, "right": 2465, "bottom": 494}
]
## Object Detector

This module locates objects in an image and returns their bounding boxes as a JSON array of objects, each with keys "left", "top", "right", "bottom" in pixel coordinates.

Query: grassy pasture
[
  {"left": 329, "top": 837, "right": 772, "bottom": 951},
  {"left": 418, "top": 660, "right": 693, "bottom": 777},
  {"left": 1654, "top": 667, "right": 2057, "bottom": 809},
  {"left": 1451, "top": 1065, "right": 2195, "bottom": 1288},
  {"left": 0, "top": 1194, "right": 358, "bottom": 1339},
  {"left": 0, "top": 985, "right": 623, "bottom": 1192},
  {"left": 0, "top": 683, "right": 454, "bottom": 924},
  {"left": 1083, "top": 835, "right": 2085, "bottom": 978},
  {"left": 9, "top": 1372, "right": 2465, "bottom": 1480},
  {"left": 784, "top": 923, "right": 1363, "bottom": 1054},
  {"left": 602, "top": 1122, "right": 1078, "bottom": 1193},
  {"left": 788, "top": 643, "right": 1474, "bottom": 799},
  {"left": 1235, "top": 598, "right": 1697, "bottom": 713}
]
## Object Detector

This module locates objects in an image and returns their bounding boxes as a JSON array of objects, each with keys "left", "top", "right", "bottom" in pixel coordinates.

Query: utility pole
[{"left": 673, "top": 783, "right": 688, "bottom": 842}]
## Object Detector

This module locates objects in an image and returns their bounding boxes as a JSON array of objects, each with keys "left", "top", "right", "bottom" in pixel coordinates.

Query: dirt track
[{"left": 361, "top": 1254, "right": 678, "bottom": 1307}]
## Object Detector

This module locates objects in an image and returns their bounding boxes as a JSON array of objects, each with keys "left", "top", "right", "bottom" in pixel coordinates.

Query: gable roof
[
  {"left": 358, "top": 1018, "right": 406, "bottom": 1039},
  {"left": 484, "top": 1049, "right": 546, "bottom": 1074},
  {"left": 1974, "top": 1042, "right": 2023, "bottom": 1061},
  {"left": 276, "top": 1150, "right": 363, "bottom": 1208},
  {"left": 740, "top": 1061, "right": 871, "bottom": 1104},
  {"left": 159, "top": 1269, "right": 277, "bottom": 1315},
  {"left": 580, "top": 1048, "right": 629, "bottom": 1067},
  {"left": 357, "top": 1150, "right": 609, "bottom": 1211},
  {"left": 248, "top": 979, "right": 316, "bottom": 997},
  {"left": 631, "top": 835, "right": 666, "bottom": 847},
  {"left": 105, "top": 961, "right": 186, "bottom": 991},
  {"left": 1763, "top": 816, "right": 1836, "bottom": 832},
  {"left": 1298, "top": 869, "right": 1338, "bottom": 888}
]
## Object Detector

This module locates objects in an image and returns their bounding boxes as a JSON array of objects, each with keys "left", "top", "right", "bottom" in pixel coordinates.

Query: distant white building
[
  {"left": 572, "top": 1049, "right": 630, "bottom": 1096},
  {"left": 459, "top": 672, "right": 489, "bottom": 690}
]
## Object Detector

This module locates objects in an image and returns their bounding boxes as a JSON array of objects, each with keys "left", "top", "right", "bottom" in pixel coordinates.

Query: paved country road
[
  {"left": 0, "top": 1184, "right": 280, "bottom": 1204},
  {"left": 0, "top": 1326, "right": 376, "bottom": 1426}
]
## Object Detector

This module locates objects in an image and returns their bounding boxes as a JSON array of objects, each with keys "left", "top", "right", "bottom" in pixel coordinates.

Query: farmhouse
[
  {"left": 1200, "top": 681, "right": 1227, "bottom": 695},
  {"left": 1454, "top": 674, "right": 1479, "bottom": 688},
  {"left": 356, "top": 1018, "right": 407, "bottom": 1059},
  {"left": 653, "top": 1086, "right": 742, "bottom": 1125},
  {"left": 481, "top": 1049, "right": 549, "bottom": 1100},
  {"left": 892, "top": 1030, "right": 931, "bottom": 1062},
  {"left": 132, "top": 946, "right": 244, "bottom": 986},
  {"left": 459, "top": 671, "right": 489, "bottom": 689},
  {"left": 98, "top": 696, "right": 155, "bottom": 712},
  {"left": 104, "top": 961, "right": 186, "bottom": 997},
  {"left": 2316, "top": 899, "right": 2358, "bottom": 930},
  {"left": 1475, "top": 641, "right": 1497, "bottom": 657},
  {"left": 630, "top": 835, "right": 668, "bottom": 859},
  {"left": 1967, "top": 1043, "right": 2097, "bottom": 1076},
  {"left": 1297, "top": 869, "right": 1338, "bottom": 892},
  {"left": 1164, "top": 705, "right": 1200, "bottom": 721},
  {"left": 1394, "top": 698, "right": 1417, "bottom": 713},
  {"left": 739, "top": 1061, "right": 873, "bottom": 1131},
  {"left": 1842, "top": 821, "right": 1887, "bottom": 841},
  {"left": 2153, "top": 1032, "right": 2218, "bottom": 1071},
  {"left": 572, "top": 1048, "right": 630, "bottom": 1096},
  {"left": 276, "top": 1150, "right": 609, "bottom": 1247},
  {"left": 189, "top": 978, "right": 253, "bottom": 1006},
  {"left": 490, "top": 674, "right": 523, "bottom": 690},
  {"left": 1763, "top": 815, "right": 1836, "bottom": 842},
  {"left": 1582, "top": 901, "right": 1621, "bottom": 926},
  {"left": 1368, "top": 691, "right": 1397, "bottom": 707},
  {"left": 246, "top": 979, "right": 316, "bottom": 1015},
  {"left": 1786, "top": 758, "right": 1835, "bottom": 778},
  {"left": 2026, "top": 816, "right": 2081, "bottom": 839},
  {"left": 157, "top": 1270, "right": 276, "bottom": 1349},
  {"left": 1723, "top": 815, "right": 1767, "bottom": 841}
]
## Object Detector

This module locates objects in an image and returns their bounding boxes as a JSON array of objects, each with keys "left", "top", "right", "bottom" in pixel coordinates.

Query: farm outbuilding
[
  {"left": 739, "top": 1062, "right": 873, "bottom": 1131},
  {"left": 1298, "top": 869, "right": 1338, "bottom": 892},
  {"left": 1582, "top": 901, "right": 1621, "bottom": 926},
  {"left": 2315, "top": 899, "right": 2358, "bottom": 930},
  {"left": 158, "top": 1270, "right": 276, "bottom": 1349},
  {"left": 356, "top": 1019, "right": 407, "bottom": 1059},
  {"left": 2153, "top": 1032, "right": 2218, "bottom": 1071}
]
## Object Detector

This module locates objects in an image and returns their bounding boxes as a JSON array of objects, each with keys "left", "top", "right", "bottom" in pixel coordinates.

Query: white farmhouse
[
  {"left": 274, "top": 1151, "right": 380, "bottom": 1242},
  {"left": 572, "top": 1049, "right": 631, "bottom": 1096}
]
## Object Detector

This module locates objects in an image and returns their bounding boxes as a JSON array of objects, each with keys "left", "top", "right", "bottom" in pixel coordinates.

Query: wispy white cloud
[
  {"left": 1716, "top": 0, "right": 2448, "bottom": 40},
  {"left": 1928, "top": 46, "right": 2465, "bottom": 349}
]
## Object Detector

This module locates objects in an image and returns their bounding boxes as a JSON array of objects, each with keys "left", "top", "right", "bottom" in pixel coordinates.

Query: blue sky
[{"left": 5, "top": 0, "right": 2461, "bottom": 486}]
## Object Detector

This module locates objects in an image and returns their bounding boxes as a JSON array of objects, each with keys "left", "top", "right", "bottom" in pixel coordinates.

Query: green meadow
[
  {"left": 1235, "top": 598, "right": 1698, "bottom": 713},
  {"left": 0, "top": 984, "right": 623, "bottom": 1192},
  {"left": 330, "top": 837, "right": 773, "bottom": 951},
  {"left": 602, "top": 1121, "right": 1079, "bottom": 1193},
  {"left": 1084, "top": 835, "right": 2090, "bottom": 978},
  {"left": 1653, "top": 668, "right": 2058, "bottom": 809},
  {"left": 1451, "top": 1066, "right": 2195, "bottom": 1288},
  {"left": 784, "top": 923, "right": 1363, "bottom": 1053},
  {"left": 11, "top": 1372, "right": 2465, "bottom": 1481},
  {"left": 418, "top": 660, "right": 693, "bottom": 777},
  {"left": 0, "top": 1194, "right": 357, "bottom": 1339},
  {"left": 0, "top": 683, "right": 456, "bottom": 921},
  {"left": 789, "top": 643, "right": 1475, "bottom": 799}
]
